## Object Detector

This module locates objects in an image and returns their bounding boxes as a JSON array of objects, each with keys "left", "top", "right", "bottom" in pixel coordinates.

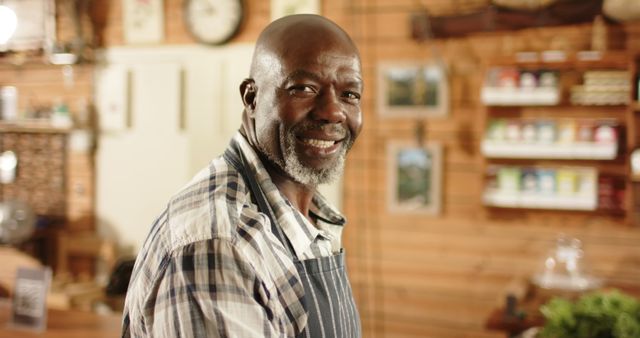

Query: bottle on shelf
[{"left": 51, "top": 99, "right": 73, "bottom": 128}]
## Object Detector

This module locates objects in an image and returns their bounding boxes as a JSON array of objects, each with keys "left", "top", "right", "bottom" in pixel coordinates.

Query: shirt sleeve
[{"left": 136, "top": 239, "right": 281, "bottom": 338}]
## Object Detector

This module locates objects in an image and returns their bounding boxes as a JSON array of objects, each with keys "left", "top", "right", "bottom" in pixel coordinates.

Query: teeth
[{"left": 302, "top": 138, "right": 335, "bottom": 148}]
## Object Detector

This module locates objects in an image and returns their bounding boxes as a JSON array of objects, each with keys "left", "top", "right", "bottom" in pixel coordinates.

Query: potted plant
[{"left": 536, "top": 289, "right": 640, "bottom": 338}]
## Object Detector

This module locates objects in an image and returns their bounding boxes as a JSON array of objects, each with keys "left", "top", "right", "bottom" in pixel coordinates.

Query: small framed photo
[
  {"left": 122, "top": 0, "right": 165, "bottom": 44},
  {"left": 271, "top": 0, "right": 320, "bottom": 21},
  {"left": 387, "top": 142, "right": 443, "bottom": 215},
  {"left": 378, "top": 62, "right": 449, "bottom": 118}
]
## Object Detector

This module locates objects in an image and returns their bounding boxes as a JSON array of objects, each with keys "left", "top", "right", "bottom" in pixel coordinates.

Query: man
[{"left": 122, "top": 14, "right": 363, "bottom": 337}]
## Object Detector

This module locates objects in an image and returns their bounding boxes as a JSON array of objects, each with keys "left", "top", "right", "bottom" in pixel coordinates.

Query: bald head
[
  {"left": 239, "top": 15, "right": 363, "bottom": 187},
  {"left": 249, "top": 15, "right": 360, "bottom": 85}
]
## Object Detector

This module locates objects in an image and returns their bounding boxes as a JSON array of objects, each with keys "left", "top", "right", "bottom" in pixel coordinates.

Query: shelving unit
[
  {"left": 0, "top": 60, "right": 97, "bottom": 274},
  {"left": 480, "top": 51, "right": 635, "bottom": 222},
  {"left": 483, "top": 192, "right": 598, "bottom": 211}
]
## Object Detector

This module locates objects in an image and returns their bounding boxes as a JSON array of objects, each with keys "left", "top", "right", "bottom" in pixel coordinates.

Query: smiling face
[{"left": 242, "top": 16, "right": 363, "bottom": 186}]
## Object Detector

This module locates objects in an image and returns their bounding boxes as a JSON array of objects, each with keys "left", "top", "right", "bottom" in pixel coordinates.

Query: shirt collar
[{"left": 231, "top": 133, "right": 345, "bottom": 258}]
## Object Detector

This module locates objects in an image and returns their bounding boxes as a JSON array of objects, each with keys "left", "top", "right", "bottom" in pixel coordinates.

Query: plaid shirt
[{"left": 122, "top": 132, "right": 348, "bottom": 337}]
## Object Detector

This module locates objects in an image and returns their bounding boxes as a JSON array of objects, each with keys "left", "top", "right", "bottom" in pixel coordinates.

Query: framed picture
[
  {"left": 2, "top": 0, "right": 56, "bottom": 51},
  {"left": 123, "top": 0, "right": 165, "bottom": 44},
  {"left": 377, "top": 62, "right": 449, "bottom": 118},
  {"left": 271, "top": 0, "right": 320, "bottom": 21},
  {"left": 387, "top": 142, "right": 443, "bottom": 215}
]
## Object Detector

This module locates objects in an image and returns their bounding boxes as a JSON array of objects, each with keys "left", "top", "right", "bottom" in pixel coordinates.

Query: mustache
[{"left": 292, "top": 121, "right": 349, "bottom": 139}]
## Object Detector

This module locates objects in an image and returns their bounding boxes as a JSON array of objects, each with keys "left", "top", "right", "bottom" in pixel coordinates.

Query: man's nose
[{"left": 313, "top": 89, "right": 346, "bottom": 124}]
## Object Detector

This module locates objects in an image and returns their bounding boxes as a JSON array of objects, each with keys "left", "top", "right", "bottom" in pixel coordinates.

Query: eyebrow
[
  {"left": 285, "top": 69, "right": 321, "bottom": 83},
  {"left": 284, "top": 69, "right": 363, "bottom": 90}
]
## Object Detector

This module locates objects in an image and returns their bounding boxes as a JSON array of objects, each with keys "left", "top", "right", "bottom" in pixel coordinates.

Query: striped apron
[{"left": 225, "top": 141, "right": 361, "bottom": 338}]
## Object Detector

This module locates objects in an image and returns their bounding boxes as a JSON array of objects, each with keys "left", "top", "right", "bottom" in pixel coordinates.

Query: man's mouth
[{"left": 301, "top": 138, "right": 337, "bottom": 149}]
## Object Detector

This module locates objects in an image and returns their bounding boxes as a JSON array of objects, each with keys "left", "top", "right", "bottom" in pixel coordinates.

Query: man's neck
[{"left": 262, "top": 158, "right": 317, "bottom": 224}]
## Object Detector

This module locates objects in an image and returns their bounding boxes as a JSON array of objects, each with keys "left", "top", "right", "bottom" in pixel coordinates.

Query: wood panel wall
[
  {"left": 3, "top": 0, "right": 639, "bottom": 336},
  {"left": 336, "top": 2, "right": 640, "bottom": 338}
]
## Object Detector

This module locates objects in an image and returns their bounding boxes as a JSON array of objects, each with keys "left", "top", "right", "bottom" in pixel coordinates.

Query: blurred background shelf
[
  {"left": 481, "top": 141, "right": 618, "bottom": 160},
  {"left": 0, "top": 120, "right": 72, "bottom": 134},
  {"left": 483, "top": 191, "right": 598, "bottom": 210}
]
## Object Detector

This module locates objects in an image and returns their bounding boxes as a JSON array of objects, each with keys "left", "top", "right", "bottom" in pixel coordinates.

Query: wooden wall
[{"left": 336, "top": 2, "right": 640, "bottom": 338}]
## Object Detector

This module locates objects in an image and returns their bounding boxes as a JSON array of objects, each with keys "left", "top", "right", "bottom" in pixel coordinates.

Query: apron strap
[{"left": 223, "top": 140, "right": 298, "bottom": 259}]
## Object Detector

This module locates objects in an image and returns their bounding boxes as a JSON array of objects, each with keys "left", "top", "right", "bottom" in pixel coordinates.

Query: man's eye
[
  {"left": 289, "top": 85, "right": 316, "bottom": 96},
  {"left": 343, "top": 92, "right": 361, "bottom": 102}
]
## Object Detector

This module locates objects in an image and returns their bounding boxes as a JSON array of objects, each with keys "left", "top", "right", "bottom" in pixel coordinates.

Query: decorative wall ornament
[
  {"left": 492, "top": 0, "right": 558, "bottom": 11},
  {"left": 426, "top": 0, "right": 604, "bottom": 38}
]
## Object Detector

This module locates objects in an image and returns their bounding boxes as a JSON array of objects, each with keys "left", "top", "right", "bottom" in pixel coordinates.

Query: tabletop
[{"left": 0, "top": 300, "right": 122, "bottom": 338}]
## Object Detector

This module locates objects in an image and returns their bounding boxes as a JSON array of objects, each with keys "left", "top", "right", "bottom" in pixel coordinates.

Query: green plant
[{"left": 538, "top": 289, "right": 640, "bottom": 338}]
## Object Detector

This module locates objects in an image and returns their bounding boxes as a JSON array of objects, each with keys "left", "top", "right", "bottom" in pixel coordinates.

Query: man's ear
[
  {"left": 240, "top": 78, "right": 257, "bottom": 114},
  {"left": 239, "top": 78, "right": 259, "bottom": 146}
]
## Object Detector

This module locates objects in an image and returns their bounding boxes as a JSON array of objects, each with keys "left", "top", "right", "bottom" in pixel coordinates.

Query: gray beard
[{"left": 263, "top": 128, "right": 352, "bottom": 187}]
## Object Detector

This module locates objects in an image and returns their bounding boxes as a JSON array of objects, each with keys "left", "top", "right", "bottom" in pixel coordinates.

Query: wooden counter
[{"left": 0, "top": 300, "right": 121, "bottom": 338}]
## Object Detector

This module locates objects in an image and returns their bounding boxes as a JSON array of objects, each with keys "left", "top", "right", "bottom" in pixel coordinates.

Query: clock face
[{"left": 184, "top": 0, "right": 243, "bottom": 45}]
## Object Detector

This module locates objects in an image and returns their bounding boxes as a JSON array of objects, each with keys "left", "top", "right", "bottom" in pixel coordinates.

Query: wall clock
[{"left": 184, "top": 0, "right": 244, "bottom": 45}]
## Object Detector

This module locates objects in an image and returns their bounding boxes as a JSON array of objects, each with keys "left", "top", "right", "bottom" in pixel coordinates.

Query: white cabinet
[{"left": 95, "top": 45, "right": 253, "bottom": 251}]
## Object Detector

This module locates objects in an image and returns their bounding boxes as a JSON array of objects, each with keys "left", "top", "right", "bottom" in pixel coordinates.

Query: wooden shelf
[
  {"left": 489, "top": 50, "right": 629, "bottom": 70},
  {"left": 482, "top": 141, "right": 618, "bottom": 160},
  {"left": 0, "top": 120, "right": 72, "bottom": 133},
  {"left": 481, "top": 87, "right": 561, "bottom": 106},
  {"left": 483, "top": 191, "right": 597, "bottom": 211},
  {"left": 0, "top": 53, "right": 91, "bottom": 71}
]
